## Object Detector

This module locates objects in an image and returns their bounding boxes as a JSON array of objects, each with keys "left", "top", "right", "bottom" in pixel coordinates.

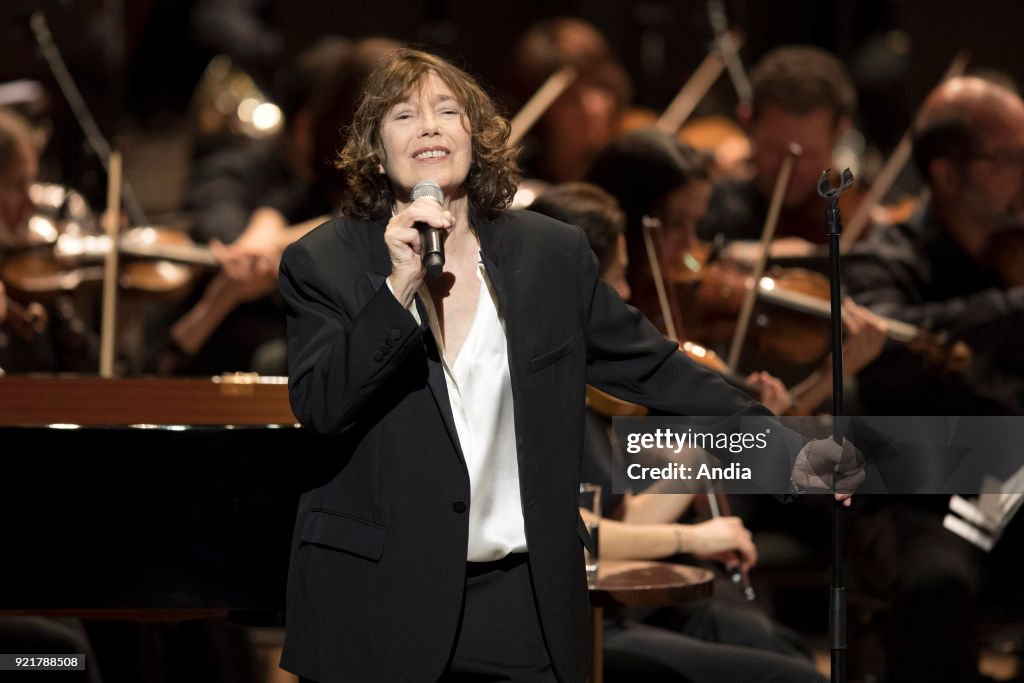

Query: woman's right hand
[
  {"left": 385, "top": 197, "right": 455, "bottom": 307},
  {"left": 687, "top": 516, "right": 758, "bottom": 570}
]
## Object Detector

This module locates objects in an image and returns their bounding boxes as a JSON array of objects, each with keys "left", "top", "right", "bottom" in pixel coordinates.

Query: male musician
[
  {"left": 846, "top": 75, "right": 1024, "bottom": 415},
  {"left": 697, "top": 45, "right": 858, "bottom": 256},
  {"left": 842, "top": 76, "right": 1024, "bottom": 683},
  {"left": 504, "top": 18, "right": 630, "bottom": 185}
]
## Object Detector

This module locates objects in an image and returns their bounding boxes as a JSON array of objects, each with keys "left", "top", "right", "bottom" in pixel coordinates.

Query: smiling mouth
[{"left": 414, "top": 149, "right": 450, "bottom": 160}]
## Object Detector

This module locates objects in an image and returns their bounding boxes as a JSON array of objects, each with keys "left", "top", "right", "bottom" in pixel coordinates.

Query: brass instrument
[{"left": 190, "top": 55, "right": 284, "bottom": 141}]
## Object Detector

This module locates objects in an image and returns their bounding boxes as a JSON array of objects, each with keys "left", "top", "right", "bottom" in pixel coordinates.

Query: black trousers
[
  {"left": 602, "top": 619, "right": 824, "bottom": 683},
  {"left": 300, "top": 554, "right": 560, "bottom": 683},
  {"left": 440, "top": 553, "right": 560, "bottom": 682}
]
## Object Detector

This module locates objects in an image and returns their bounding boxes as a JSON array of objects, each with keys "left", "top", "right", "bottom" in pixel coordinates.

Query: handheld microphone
[{"left": 411, "top": 180, "right": 445, "bottom": 276}]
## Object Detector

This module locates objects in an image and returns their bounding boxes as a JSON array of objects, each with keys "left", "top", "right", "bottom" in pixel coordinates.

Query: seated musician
[
  {"left": 0, "top": 107, "right": 96, "bottom": 373},
  {"left": 160, "top": 39, "right": 399, "bottom": 374},
  {"left": 184, "top": 36, "right": 348, "bottom": 245},
  {"left": 503, "top": 17, "right": 630, "bottom": 186},
  {"left": 842, "top": 75, "right": 1024, "bottom": 682},
  {"left": 696, "top": 45, "right": 859, "bottom": 260},
  {"left": 531, "top": 183, "right": 826, "bottom": 673},
  {"left": 586, "top": 128, "right": 886, "bottom": 414},
  {"left": 846, "top": 75, "right": 1024, "bottom": 415},
  {"left": 157, "top": 38, "right": 347, "bottom": 375}
]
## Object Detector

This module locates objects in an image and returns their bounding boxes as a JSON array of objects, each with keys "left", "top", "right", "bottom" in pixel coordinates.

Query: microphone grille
[{"left": 411, "top": 180, "right": 444, "bottom": 204}]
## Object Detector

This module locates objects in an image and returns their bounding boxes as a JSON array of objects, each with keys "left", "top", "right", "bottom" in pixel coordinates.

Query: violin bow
[
  {"left": 708, "top": 0, "right": 752, "bottom": 109},
  {"left": 656, "top": 30, "right": 745, "bottom": 137},
  {"left": 641, "top": 216, "right": 683, "bottom": 342},
  {"left": 705, "top": 480, "right": 756, "bottom": 600},
  {"left": 99, "top": 150, "right": 122, "bottom": 378},
  {"left": 29, "top": 12, "right": 147, "bottom": 227},
  {"left": 508, "top": 66, "right": 578, "bottom": 147},
  {"left": 725, "top": 144, "right": 802, "bottom": 372},
  {"left": 840, "top": 50, "right": 971, "bottom": 249},
  {"left": 656, "top": 0, "right": 750, "bottom": 136}
]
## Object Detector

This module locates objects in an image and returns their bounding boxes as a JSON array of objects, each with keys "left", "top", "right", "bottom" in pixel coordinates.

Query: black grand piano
[{"left": 0, "top": 375, "right": 313, "bottom": 622}]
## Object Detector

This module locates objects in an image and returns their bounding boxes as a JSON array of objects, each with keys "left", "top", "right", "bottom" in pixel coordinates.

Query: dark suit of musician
[{"left": 277, "top": 208, "right": 774, "bottom": 682}]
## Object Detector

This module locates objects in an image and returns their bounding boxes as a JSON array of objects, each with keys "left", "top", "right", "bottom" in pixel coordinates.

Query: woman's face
[{"left": 380, "top": 72, "right": 473, "bottom": 202}]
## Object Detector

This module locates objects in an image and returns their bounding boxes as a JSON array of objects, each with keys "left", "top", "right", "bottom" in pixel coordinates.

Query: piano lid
[{"left": 0, "top": 374, "right": 298, "bottom": 427}]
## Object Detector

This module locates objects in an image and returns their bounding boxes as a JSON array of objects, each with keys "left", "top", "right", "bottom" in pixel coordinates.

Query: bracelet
[{"left": 672, "top": 524, "right": 684, "bottom": 555}]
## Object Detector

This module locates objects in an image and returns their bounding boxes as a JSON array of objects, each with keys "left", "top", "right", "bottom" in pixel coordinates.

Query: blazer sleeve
[
  {"left": 575, "top": 227, "right": 761, "bottom": 418},
  {"left": 279, "top": 233, "right": 425, "bottom": 436},
  {"left": 575, "top": 229, "right": 801, "bottom": 492}
]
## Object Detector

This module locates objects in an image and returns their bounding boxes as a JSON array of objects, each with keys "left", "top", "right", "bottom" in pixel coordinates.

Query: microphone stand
[{"left": 817, "top": 168, "right": 854, "bottom": 683}]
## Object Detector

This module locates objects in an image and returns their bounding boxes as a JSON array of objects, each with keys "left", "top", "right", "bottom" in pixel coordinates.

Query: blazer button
[
  {"left": 372, "top": 352, "right": 383, "bottom": 362},
  {"left": 378, "top": 344, "right": 389, "bottom": 355},
  {"left": 452, "top": 501, "right": 467, "bottom": 513},
  {"left": 390, "top": 329, "right": 402, "bottom": 341}
]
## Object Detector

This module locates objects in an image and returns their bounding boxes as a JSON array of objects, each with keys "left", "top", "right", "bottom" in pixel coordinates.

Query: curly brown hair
[{"left": 337, "top": 48, "right": 520, "bottom": 219}]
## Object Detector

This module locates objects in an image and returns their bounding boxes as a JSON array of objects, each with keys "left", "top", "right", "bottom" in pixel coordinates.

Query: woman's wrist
[{"left": 671, "top": 524, "right": 685, "bottom": 555}]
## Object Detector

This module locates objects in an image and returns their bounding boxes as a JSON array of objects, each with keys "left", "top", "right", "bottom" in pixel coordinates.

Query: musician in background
[
  {"left": 158, "top": 38, "right": 394, "bottom": 375},
  {"left": 840, "top": 75, "right": 1024, "bottom": 682},
  {"left": 697, "top": 45, "right": 858, "bottom": 258},
  {"left": 530, "top": 183, "right": 826, "bottom": 675},
  {"left": 847, "top": 75, "right": 1024, "bottom": 415},
  {"left": 587, "top": 129, "right": 885, "bottom": 413},
  {"left": 184, "top": 36, "right": 349, "bottom": 247},
  {"left": 0, "top": 107, "right": 96, "bottom": 373},
  {"left": 504, "top": 17, "right": 630, "bottom": 186}
]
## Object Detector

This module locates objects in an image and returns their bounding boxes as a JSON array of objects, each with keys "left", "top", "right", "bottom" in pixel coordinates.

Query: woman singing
[{"left": 278, "top": 47, "right": 847, "bottom": 683}]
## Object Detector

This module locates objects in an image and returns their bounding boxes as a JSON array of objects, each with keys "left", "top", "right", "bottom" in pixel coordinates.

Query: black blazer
[{"left": 277, "top": 209, "right": 768, "bottom": 682}]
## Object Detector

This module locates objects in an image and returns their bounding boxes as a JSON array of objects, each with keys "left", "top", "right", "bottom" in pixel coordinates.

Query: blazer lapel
[
  {"left": 476, "top": 212, "right": 538, "bottom": 490},
  {"left": 477, "top": 211, "right": 519, "bottom": 363},
  {"left": 418, "top": 300, "right": 466, "bottom": 467},
  {"left": 360, "top": 214, "right": 465, "bottom": 463}
]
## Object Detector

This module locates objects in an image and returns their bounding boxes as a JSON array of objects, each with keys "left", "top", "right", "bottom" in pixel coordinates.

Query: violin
[
  {"left": 665, "top": 248, "right": 972, "bottom": 373},
  {"left": 1, "top": 185, "right": 218, "bottom": 300}
]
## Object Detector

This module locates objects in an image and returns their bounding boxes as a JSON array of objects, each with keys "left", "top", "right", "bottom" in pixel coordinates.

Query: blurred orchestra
[{"left": 2, "top": 1, "right": 1024, "bottom": 682}]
